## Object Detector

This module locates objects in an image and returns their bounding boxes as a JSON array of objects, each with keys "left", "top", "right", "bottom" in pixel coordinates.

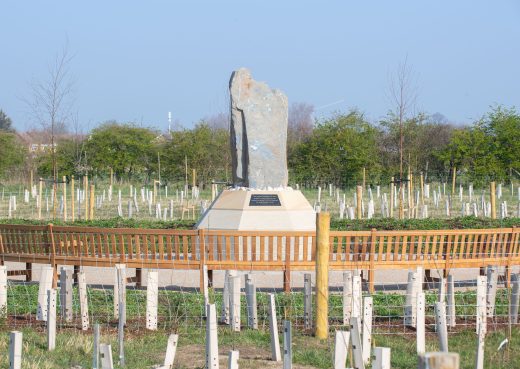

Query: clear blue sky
[{"left": 1, "top": 1, "right": 519, "bottom": 132}]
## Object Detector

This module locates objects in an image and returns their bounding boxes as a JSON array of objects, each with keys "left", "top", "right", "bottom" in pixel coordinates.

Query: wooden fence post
[
  {"left": 48, "top": 224, "right": 58, "bottom": 288},
  {"left": 315, "top": 212, "right": 330, "bottom": 339},
  {"left": 369, "top": 229, "right": 376, "bottom": 293},
  {"left": 284, "top": 236, "right": 291, "bottom": 293},
  {"left": 199, "top": 229, "right": 206, "bottom": 293}
]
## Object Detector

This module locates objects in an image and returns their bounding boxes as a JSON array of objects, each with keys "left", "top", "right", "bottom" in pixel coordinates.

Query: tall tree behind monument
[{"left": 229, "top": 68, "right": 289, "bottom": 189}]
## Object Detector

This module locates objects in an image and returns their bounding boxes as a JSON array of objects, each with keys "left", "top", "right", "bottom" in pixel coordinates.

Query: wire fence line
[{"left": 1, "top": 260, "right": 519, "bottom": 333}]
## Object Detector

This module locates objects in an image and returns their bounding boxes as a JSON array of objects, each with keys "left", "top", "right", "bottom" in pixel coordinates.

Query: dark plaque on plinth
[{"left": 249, "top": 194, "right": 281, "bottom": 207}]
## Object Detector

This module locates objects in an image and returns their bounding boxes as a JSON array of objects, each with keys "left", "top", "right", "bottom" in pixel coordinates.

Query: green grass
[
  {"left": 2, "top": 284, "right": 520, "bottom": 367},
  {"left": 0, "top": 325, "right": 519, "bottom": 368}
]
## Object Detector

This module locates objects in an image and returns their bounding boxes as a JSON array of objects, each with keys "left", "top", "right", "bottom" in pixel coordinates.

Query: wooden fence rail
[{"left": 0, "top": 224, "right": 518, "bottom": 292}]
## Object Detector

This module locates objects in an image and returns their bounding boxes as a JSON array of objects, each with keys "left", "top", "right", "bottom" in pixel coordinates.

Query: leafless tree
[
  {"left": 204, "top": 112, "right": 229, "bottom": 131},
  {"left": 25, "top": 43, "right": 75, "bottom": 217},
  {"left": 288, "top": 102, "right": 314, "bottom": 146},
  {"left": 388, "top": 57, "right": 418, "bottom": 218}
]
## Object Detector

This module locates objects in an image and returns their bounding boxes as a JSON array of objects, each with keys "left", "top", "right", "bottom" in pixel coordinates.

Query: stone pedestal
[{"left": 196, "top": 188, "right": 315, "bottom": 231}]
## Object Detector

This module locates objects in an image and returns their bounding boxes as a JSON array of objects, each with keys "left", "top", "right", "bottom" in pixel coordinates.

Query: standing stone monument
[
  {"left": 230, "top": 68, "right": 288, "bottom": 189},
  {"left": 196, "top": 68, "right": 315, "bottom": 231}
]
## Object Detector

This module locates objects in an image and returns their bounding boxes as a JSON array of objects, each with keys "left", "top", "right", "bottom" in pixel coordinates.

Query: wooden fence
[{"left": 0, "top": 224, "right": 518, "bottom": 292}]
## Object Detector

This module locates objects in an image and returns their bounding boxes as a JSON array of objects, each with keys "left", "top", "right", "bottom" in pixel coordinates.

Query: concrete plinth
[{"left": 196, "top": 188, "right": 315, "bottom": 231}]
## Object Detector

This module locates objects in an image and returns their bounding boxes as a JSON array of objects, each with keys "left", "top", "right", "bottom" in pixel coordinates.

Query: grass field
[
  {"left": 1, "top": 284, "right": 519, "bottom": 368},
  {"left": 0, "top": 324, "right": 519, "bottom": 368}
]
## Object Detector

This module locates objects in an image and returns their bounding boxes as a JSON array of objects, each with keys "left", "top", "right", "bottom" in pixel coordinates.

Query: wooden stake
[
  {"left": 362, "top": 167, "right": 366, "bottom": 189},
  {"left": 89, "top": 184, "right": 95, "bottom": 220},
  {"left": 62, "top": 176, "right": 67, "bottom": 221},
  {"left": 315, "top": 212, "right": 330, "bottom": 339},
  {"left": 38, "top": 179, "right": 43, "bottom": 220},
  {"left": 451, "top": 166, "right": 457, "bottom": 195},
  {"left": 70, "top": 176, "right": 75, "bottom": 222},
  {"left": 490, "top": 181, "right": 497, "bottom": 219},
  {"left": 420, "top": 173, "right": 424, "bottom": 205},
  {"left": 84, "top": 175, "right": 89, "bottom": 220},
  {"left": 356, "top": 186, "right": 363, "bottom": 219},
  {"left": 192, "top": 169, "right": 197, "bottom": 188},
  {"left": 390, "top": 177, "right": 394, "bottom": 218}
]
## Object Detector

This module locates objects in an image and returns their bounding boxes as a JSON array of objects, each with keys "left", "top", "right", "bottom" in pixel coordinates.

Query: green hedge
[
  {"left": 1, "top": 216, "right": 519, "bottom": 231},
  {"left": 330, "top": 216, "right": 520, "bottom": 230}
]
